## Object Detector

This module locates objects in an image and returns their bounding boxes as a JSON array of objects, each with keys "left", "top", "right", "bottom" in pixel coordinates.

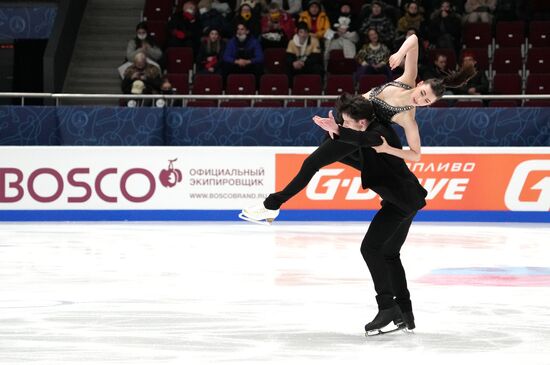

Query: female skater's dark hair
[
  {"left": 425, "top": 63, "right": 477, "bottom": 98},
  {"left": 335, "top": 93, "right": 375, "bottom": 122}
]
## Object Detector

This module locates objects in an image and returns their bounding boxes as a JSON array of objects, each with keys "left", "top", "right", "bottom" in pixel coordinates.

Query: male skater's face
[{"left": 341, "top": 113, "right": 368, "bottom": 132}]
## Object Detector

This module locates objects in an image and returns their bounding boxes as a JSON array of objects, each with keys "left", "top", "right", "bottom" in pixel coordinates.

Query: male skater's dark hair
[{"left": 334, "top": 93, "right": 375, "bottom": 122}]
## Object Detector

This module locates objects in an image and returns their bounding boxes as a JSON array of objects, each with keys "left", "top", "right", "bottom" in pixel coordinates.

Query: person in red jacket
[
  {"left": 260, "top": 2, "right": 296, "bottom": 49},
  {"left": 166, "top": 0, "right": 202, "bottom": 54}
]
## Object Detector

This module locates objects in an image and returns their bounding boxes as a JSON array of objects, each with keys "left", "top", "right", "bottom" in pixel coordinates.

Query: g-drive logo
[
  {"left": 0, "top": 159, "right": 182, "bottom": 204},
  {"left": 505, "top": 160, "right": 550, "bottom": 211}
]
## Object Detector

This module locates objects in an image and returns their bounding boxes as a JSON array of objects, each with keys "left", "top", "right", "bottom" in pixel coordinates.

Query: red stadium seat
[
  {"left": 219, "top": 101, "right": 250, "bottom": 107},
  {"left": 165, "top": 73, "right": 188, "bottom": 94},
  {"left": 290, "top": 74, "right": 322, "bottom": 106},
  {"left": 428, "top": 100, "right": 449, "bottom": 108},
  {"left": 143, "top": 0, "right": 174, "bottom": 21},
  {"left": 257, "top": 74, "right": 288, "bottom": 106},
  {"left": 166, "top": 47, "right": 194, "bottom": 75},
  {"left": 525, "top": 73, "right": 550, "bottom": 94},
  {"left": 528, "top": 21, "right": 550, "bottom": 47},
  {"left": 492, "top": 73, "right": 522, "bottom": 94},
  {"left": 492, "top": 47, "right": 522, "bottom": 74},
  {"left": 327, "top": 50, "right": 357, "bottom": 75},
  {"left": 188, "top": 74, "right": 223, "bottom": 107},
  {"left": 224, "top": 74, "right": 256, "bottom": 106},
  {"left": 488, "top": 100, "right": 519, "bottom": 107},
  {"left": 263, "top": 48, "right": 287, "bottom": 74},
  {"left": 495, "top": 21, "right": 526, "bottom": 48},
  {"left": 526, "top": 47, "right": 550, "bottom": 74},
  {"left": 325, "top": 75, "right": 354, "bottom": 95},
  {"left": 146, "top": 21, "right": 167, "bottom": 48},
  {"left": 463, "top": 23, "right": 492, "bottom": 49},
  {"left": 523, "top": 100, "right": 550, "bottom": 107},
  {"left": 358, "top": 74, "right": 387, "bottom": 94}
]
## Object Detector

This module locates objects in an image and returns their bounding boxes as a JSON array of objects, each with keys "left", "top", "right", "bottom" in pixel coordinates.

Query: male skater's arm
[{"left": 336, "top": 126, "right": 384, "bottom": 147}]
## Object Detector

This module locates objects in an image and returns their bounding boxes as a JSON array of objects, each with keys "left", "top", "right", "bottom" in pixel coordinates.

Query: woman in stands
[{"left": 241, "top": 33, "right": 476, "bottom": 224}]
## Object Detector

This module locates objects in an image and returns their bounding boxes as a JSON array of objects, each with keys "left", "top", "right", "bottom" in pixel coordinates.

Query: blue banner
[{"left": 0, "top": 106, "right": 549, "bottom": 146}]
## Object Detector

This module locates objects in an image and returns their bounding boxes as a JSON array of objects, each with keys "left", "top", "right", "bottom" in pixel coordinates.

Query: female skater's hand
[
  {"left": 313, "top": 110, "right": 339, "bottom": 139},
  {"left": 372, "top": 136, "right": 391, "bottom": 154},
  {"left": 388, "top": 52, "right": 404, "bottom": 70}
]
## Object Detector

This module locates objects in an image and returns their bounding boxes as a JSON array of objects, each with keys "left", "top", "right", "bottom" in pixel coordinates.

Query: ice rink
[{"left": 1, "top": 221, "right": 549, "bottom": 364}]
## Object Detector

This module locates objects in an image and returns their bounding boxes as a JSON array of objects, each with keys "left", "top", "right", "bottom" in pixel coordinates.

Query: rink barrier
[{"left": 0, "top": 146, "right": 548, "bottom": 223}]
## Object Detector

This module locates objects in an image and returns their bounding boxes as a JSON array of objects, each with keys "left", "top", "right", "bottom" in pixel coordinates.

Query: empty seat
[
  {"left": 529, "top": 21, "right": 550, "bottom": 47},
  {"left": 189, "top": 74, "right": 222, "bottom": 107},
  {"left": 523, "top": 100, "right": 550, "bottom": 107},
  {"left": 146, "top": 20, "right": 167, "bottom": 48},
  {"left": 495, "top": 21, "right": 526, "bottom": 48},
  {"left": 525, "top": 73, "right": 550, "bottom": 94},
  {"left": 488, "top": 100, "right": 519, "bottom": 107},
  {"left": 263, "top": 48, "right": 287, "bottom": 74},
  {"left": 224, "top": 74, "right": 256, "bottom": 106},
  {"left": 492, "top": 47, "right": 522, "bottom": 74},
  {"left": 166, "top": 47, "right": 194, "bottom": 74},
  {"left": 358, "top": 74, "right": 387, "bottom": 94},
  {"left": 463, "top": 23, "right": 492, "bottom": 49},
  {"left": 526, "top": 47, "right": 550, "bottom": 74},
  {"left": 325, "top": 75, "right": 354, "bottom": 95},
  {"left": 492, "top": 73, "right": 522, "bottom": 94},
  {"left": 428, "top": 100, "right": 449, "bottom": 108},
  {"left": 219, "top": 101, "right": 250, "bottom": 107},
  {"left": 327, "top": 50, "right": 357, "bottom": 75},
  {"left": 257, "top": 74, "right": 288, "bottom": 106},
  {"left": 290, "top": 74, "right": 322, "bottom": 106},
  {"left": 165, "top": 73, "right": 188, "bottom": 94},
  {"left": 143, "top": 0, "right": 174, "bottom": 21}
]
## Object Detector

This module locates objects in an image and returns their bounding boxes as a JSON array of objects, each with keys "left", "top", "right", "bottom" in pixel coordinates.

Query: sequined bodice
[{"left": 369, "top": 81, "right": 415, "bottom": 124}]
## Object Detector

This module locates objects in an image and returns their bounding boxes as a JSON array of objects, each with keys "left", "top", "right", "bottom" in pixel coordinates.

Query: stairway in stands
[{"left": 63, "top": 0, "right": 145, "bottom": 104}]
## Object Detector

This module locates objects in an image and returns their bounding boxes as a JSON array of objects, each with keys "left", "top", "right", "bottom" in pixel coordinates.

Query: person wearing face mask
[
  {"left": 260, "top": 2, "right": 296, "bottom": 49},
  {"left": 233, "top": 1, "right": 262, "bottom": 37},
  {"left": 126, "top": 22, "right": 163, "bottom": 63},
  {"left": 197, "top": 27, "right": 226, "bottom": 74},
  {"left": 265, "top": 0, "right": 302, "bottom": 16},
  {"left": 166, "top": 0, "right": 203, "bottom": 54},
  {"left": 222, "top": 22, "right": 264, "bottom": 82}
]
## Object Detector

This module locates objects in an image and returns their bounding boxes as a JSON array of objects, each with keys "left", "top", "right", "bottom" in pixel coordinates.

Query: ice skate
[
  {"left": 401, "top": 311, "right": 415, "bottom": 333},
  {"left": 239, "top": 203, "right": 280, "bottom": 226},
  {"left": 364, "top": 305, "right": 406, "bottom": 337}
]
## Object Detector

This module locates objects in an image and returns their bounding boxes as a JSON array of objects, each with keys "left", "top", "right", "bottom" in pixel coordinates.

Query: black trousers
[{"left": 264, "top": 137, "right": 415, "bottom": 313}]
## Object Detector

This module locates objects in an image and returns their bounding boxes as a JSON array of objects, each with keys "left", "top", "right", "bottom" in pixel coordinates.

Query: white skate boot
[{"left": 239, "top": 203, "right": 280, "bottom": 225}]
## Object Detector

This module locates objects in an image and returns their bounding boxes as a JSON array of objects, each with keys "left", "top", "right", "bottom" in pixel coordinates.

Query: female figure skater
[{"left": 241, "top": 33, "right": 475, "bottom": 223}]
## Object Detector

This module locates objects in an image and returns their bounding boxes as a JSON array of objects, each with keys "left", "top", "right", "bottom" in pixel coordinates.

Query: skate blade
[
  {"left": 238, "top": 212, "right": 274, "bottom": 226},
  {"left": 365, "top": 323, "right": 407, "bottom": 337}
]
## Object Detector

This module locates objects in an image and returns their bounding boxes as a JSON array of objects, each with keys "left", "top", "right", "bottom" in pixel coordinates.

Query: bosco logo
[
  {"left": 504, "top": 160, "right": 550, "bottom": 211},
  {"left": 159, "top": 158, "right": 183, "bottom": 188}
]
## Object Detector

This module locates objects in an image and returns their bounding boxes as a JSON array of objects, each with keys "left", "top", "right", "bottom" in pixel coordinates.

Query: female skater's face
[
  {"left": 341, "top": 113, "right": 368, "bottom": 131},
  {"left": 410, "top": 82, "right": 437, "bottom": 107}
]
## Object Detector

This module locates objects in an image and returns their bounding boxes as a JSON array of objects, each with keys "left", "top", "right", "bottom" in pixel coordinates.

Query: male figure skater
[{"left": 242, "top": 93, "right": 427, "bottom": 334}]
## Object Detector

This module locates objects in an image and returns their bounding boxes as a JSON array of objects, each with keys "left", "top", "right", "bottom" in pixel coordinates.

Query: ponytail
[{"left": 426, "top": 63, "right": 477, "bottom": 98}]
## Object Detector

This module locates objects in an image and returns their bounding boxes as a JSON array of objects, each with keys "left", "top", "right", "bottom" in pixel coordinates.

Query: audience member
[
  {"left": 324, "top": 14, "right": 359, "bottom": 67},
  {"left": 359, "top": 0, "right": 397, "bottom": 47},
  {"left": 454, "top": 52, "right": 488, "bottom": 95},
  {"left": 197, "top": 27, "right": 226, "bottom": 74},
  {"left": 126, "top": 22, "right": 163, "bottom": 64},
  {"left": 354, "top": 27, "right": 392, "bottom": 82},
  {"left": 222, "top": 22, "right": 264, "bottom": 81},
  {"left": 297, "top": 0, "right": 330, "bottom": 42},
  {"left": 233, "top": 1, "right": 262, "bottom": 37},
  {"left": 463, "top": 0, "right": 496, "bottom": 24},
  {"left": 265, "top": 0, "right": 303, "bottom": 16},
  {"left": 166, "top": 1, "right": 202, "bottom": 54},
  {"left": 286, "top": 21, "right": 323, "bottom": 80},
  {"left": 122, "top": 52, "right": 162, "bottom": 98},
  {"left": 427, "top": 1, "right": 462, "bottom": 55},
  {"left": 397, "top": 2, "right": 426, "bottom": 36},
  {"left": 422, "top": 52, "right": 450, "bottom": 80},
  {"left": 198, "top": 0, "right": 233, "bottom": 38},
  {"left": 260, "top": 2, "right": 296, "bottom": 48}
]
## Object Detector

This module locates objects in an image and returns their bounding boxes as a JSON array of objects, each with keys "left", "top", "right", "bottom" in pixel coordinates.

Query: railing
[{"left": 0, "top": 92, "right": 549, "bottom": 106}]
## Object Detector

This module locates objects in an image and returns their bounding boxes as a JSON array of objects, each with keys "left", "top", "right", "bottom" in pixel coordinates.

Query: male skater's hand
[{"left": 313, "top": 110, "right": 339, "bottom": 139}]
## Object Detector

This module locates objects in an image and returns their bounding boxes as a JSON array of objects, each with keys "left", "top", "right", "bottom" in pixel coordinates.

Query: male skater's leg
[{"left": 264, "top": 138, "right": 358, "bottom": 210}]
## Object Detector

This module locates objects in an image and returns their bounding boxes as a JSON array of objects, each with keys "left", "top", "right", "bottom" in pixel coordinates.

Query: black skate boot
[
  {"left": 364, "top": 304, "right": 405, "bottom": 336},
  {"left": 401, "top": 311, "right": 415, "bottom": 330}
]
